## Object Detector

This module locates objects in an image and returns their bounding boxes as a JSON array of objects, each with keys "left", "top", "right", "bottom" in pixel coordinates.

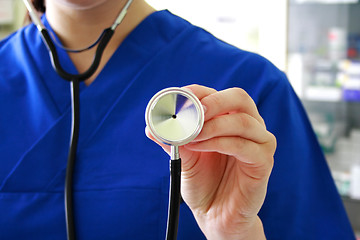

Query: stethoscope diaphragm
[{"left": 145, "top": 87, "right": 204, "bottom": 147}]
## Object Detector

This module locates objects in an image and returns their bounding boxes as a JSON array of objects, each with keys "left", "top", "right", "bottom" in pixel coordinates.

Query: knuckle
[
  {"left": 207, "top": 118, "right": 220, "bottom": 134},
  {"left": 247, "top": 143, "right": 273, "bottom": 174},
  {"left": 234, "top": 137, "right": 247, "bottom": 155},
  {"left": 235, "top": 113, "right": 251, "bottom": 130},
  {"left": 262, "top": 155, "right": 275, "bottom": 179},
  {"left": 232, "top": 88, "right": 256, "bottom": 111},
  {"left": 186, "top": 83, "right": 201, "bottom": 90},
  {"left": 233, "top": 87, "right": 249, "bottom": 100},
  {"left": 212, "top": 137, "right": 224, "bottom": 151},
  {"left": 256, "top": 157, "right": 274, "bottom": 179},
  {"left": 212, "top": 93, "right": 223, "bottom": 106},
  {"left": 204, "top": 93, "right": 223, "bottom": 110},
  {"left": 267, "top": 132, "right": 277, "bottom": 153}
]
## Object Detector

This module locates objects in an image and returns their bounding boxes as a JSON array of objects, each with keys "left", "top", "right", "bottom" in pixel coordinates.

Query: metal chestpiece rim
[{"left": 145, "top": 87, "right": 205, "bottom": 146}]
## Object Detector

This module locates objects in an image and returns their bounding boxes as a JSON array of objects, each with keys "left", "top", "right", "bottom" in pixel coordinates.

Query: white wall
[{"left": 145, "top": 0, "right": 288, "bottom": 71}]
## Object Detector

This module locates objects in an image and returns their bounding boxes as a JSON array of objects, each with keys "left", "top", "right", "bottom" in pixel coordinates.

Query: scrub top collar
[{"left": 30, "top": 10, "right": 192, "bottom": 146}]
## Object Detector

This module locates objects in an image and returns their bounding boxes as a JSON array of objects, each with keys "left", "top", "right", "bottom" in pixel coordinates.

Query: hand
[{"left": 146, "top": 85, "right": 276, "bottom": 240}]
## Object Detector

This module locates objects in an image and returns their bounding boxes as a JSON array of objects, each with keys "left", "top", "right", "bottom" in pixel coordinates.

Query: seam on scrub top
[{"left": 0, "top": 110, "right": 70, "bottom": 191}]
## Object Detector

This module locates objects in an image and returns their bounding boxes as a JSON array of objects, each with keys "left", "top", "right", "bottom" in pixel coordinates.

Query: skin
[
  {"left": 50, "top": 0, "right": 109, "bottom": 10},
  {"left": 46, "top": 0, "right": 155, "bottom": 85},
  {"left": 45, "top": 0, "right": 276, "bottom": 239}
]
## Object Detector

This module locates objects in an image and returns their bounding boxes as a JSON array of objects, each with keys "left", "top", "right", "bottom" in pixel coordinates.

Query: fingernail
[
  {"left": 202, "top": 104, "right": 207, "bottom": 113},
  {"left": 182, "top": 86, "right": 193, "bottom": 93}
]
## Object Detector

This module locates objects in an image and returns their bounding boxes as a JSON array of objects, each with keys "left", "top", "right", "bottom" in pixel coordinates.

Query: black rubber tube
[
  {"left": 40, "top": 28, "right": 114, "bottom": 82},
  {"left": 40, "top": 24, "right": 114, "bottom": 240},
  {"left": 166, "top": 159, "right": 181, "bottom": 240},
  {"left": 65, "top": 79, "right": 81, "bottom": 240}
]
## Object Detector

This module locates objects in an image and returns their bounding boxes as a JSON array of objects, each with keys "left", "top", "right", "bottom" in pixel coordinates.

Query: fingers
[
  {"left": 202, "top": 88, "right": 264, "bottom": 125},
  {"left": 185, "top": 136, "right": 274, "bottom": 179},
  {"left": 182, "top": 84, "right": 217, "bottom": 100},
  {"left": 145, "top": 84, "right": 276, "bottom": 165},
  {"left": 183, "top": 85, "right": 264, "bottom": 126},
  {"left": 194, "top": 112, "right": 269, "bottom": 144}
]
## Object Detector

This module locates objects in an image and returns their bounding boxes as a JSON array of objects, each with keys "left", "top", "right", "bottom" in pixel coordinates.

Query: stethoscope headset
[{"left": 23, "top": 1, "right": 204, "bottom": 240}]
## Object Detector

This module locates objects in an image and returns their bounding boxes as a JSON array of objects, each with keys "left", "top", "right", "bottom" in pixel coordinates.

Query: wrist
[
  {"left": 198, "top": 215, "right": 266, "bottom": 240},
  {"left": 235, "top": 216, "right": 266, "bottom": 240}
]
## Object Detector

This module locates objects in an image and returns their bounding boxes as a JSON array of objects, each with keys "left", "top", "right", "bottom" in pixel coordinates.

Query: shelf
[
  {"left": 302, "top": 86, "right": 360, "bottom": 103},
  {"left": 342, "top": 195, "right": 360, "bottom": 203},
  {"left": 304, "top": 86, "right": 343, "bottom": 102},
  {"left": 294, "top": 0, "right": 359, "bottom": 4}
]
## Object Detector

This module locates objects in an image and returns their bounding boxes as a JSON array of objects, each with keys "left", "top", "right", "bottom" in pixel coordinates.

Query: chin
[{"left": 53, "top": 0, "right": 112, "bottom": 10}]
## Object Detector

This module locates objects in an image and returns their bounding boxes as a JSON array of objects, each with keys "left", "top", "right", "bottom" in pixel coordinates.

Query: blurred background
[{"left": 1, "top": 0, "right": 359, "bottom": 237}]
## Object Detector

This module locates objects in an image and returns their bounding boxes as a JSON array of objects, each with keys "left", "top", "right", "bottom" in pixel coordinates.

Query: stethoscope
[
  {"left": 145, "top": 87, "right": 204, "bottom": 240},
  {"left": 23, "top": 1, "right": 204, "bottom": 239}
]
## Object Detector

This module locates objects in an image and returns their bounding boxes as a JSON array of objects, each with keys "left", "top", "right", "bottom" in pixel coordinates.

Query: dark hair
[
  {"left": 32, "top": 0, "right": 46, "bottom": 13},
  {"left": 24, "top": 0, "right": 45, "bottom": 24}
]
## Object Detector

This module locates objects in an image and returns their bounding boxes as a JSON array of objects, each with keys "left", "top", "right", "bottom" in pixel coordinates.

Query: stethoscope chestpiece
[{"left": 145, "top": 87, "right": 204, "bottom": 147}]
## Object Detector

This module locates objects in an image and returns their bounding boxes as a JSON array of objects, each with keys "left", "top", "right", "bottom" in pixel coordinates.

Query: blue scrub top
[{"left": 0, "top": 10, "right": 355, "bottom": 240}]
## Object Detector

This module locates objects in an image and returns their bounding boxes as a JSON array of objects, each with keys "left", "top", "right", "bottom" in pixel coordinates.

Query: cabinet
[{"left": 287, "top": 0, "right": 360, "bottom": 235}]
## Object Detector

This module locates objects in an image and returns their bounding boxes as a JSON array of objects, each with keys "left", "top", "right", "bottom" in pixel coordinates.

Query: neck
[
  {"left": 45, "top": 0, "right": 155, "bottom": 85},
  {"left": 46, "top": 0, "right": 145, "bottom": 49}
]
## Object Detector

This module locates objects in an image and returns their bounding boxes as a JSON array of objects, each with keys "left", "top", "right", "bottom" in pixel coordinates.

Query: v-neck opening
[
  {"left": 32, "top": 10, "right": 193, "bottom": 146},
  {"left": 42, "top": 10, "right": 170, "bottom": 93},
  {"left": 37, "top": 10, "right": 184, "bottom": 107}
]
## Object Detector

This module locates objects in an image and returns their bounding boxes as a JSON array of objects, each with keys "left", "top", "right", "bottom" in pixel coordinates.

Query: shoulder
[
  {"left": 0, "top": 23, "right": 38, "bottom": 67},
  {"left": 0, "top": 22, "right": 46, "bottom": 103},
  {"left": 155, "top": 13, "right": 288, "bottom": 102},
  {"left": 0, "top": 28, "right": 27, "bottom": 86},
  {"left": 0, "top": 23, "right": 41, "bottom": 79},
  {"left": 0, "top": 24, "right": 32, "bottom": 52}
]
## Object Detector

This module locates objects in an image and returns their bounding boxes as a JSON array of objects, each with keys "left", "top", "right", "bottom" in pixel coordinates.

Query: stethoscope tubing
[
  {"left": 23, "top": 1, "right": 123, "bottom": 239},
  {"left": 23, "top": 0, "right": 182, "bottom": 239},
  {"left": 145, "top": 89, "right": 205, "bottom": 240},
  {"left": 39, "top": 28, "right": 114, "bottom": 82},
  {"left": 166, "top": 158, "right": 181, "bottom": 240},
  {"left": 39, "top": 24, "right": 114, "bottom": 240},
  {"left": 65, "top": 79, "right": 81, "bottom": 240}
]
